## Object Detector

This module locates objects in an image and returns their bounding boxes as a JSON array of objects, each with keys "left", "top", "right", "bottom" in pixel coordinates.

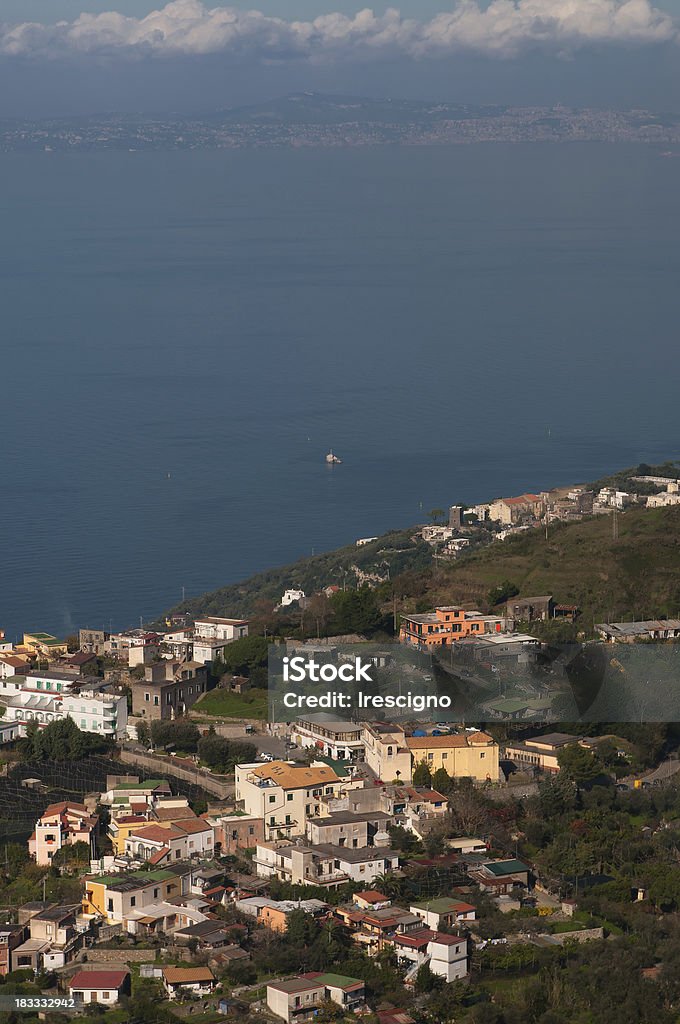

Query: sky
[{"left": 2, "top": 0, "right": 680, "bottom": 115}]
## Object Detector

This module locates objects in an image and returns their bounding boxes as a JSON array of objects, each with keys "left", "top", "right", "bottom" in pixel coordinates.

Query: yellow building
[
  {"left": 406, "top": 732, "right": 500, "bottom": 782},
  {"left": 21, "top": 632, "right": 68, "bottom": 659},
  {"left": 83, "top": 867, "right": 191, "bottom": 925}
]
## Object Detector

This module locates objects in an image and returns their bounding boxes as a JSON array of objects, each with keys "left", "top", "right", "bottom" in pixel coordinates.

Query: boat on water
[{"left": 326, "top": 450, "right": 343, "bottom": 464}]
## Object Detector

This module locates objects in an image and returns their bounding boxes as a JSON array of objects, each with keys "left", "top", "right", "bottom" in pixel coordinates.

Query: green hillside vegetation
[
  {"left": 163, "top": 464, "right": 680, "bottom": 640},
  {"left": 164, "top": 528, "right": 433, "bottom": 623},
  {"left": 393, "top": 504, "right": 680, "bottom": 632}
]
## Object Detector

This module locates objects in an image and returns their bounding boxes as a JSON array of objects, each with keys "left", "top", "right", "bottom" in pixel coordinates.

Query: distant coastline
[{"left": 3, "top": 93, "right": 680, "bottom": 153}]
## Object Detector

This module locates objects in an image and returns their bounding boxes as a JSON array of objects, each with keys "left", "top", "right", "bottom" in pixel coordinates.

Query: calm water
[{"left": 1, "top": 143, "right": 679, "bottom": 639}]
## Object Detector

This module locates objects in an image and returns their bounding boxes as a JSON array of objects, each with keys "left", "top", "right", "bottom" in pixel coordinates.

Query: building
[
  {"left": 255, "top": 840, "right": 399, "bottom": 888},
  {"left": 124, "top": 817, "right": 215, "bottom": 863},
  {"left": 448, "top": 506, "right": 464, "bottom": 529},
  {"left": 405, "top": 732, "right": 500, "bottom": 782},
  {"left": 5, "top": 676, "right": 127, "bottom": 739},
  {"left": 410, "top": 898, "right": 476, "bottom": 931},
  {"left": 503, "top": 732, "right": 581, "bottom": 773},
  {"left": 306, "top": 810, "right": 392, "bottom": 849},
  {"left": 16, "top": 905, "right": 81, "bottom": 971},
  {"left": 235, "top": 761, "right": 347, "bottom": 840},
  {"left": 290, "top": 714, "right": 364, "bottom": 761},
  {"left": 336, "top": 903, "right": 422, "bottom": 955},
  {"left": 394, "top": 929, "right": 469, "bottom": 983},
  {"left": 469, "top": 859, "right": 531, "bottom": 894},
  {"left": 267, "top": 973, "right": 365, "bottom": 1022},
  {"left": 487, "top": 494, "right": 543, "bottom": 525},
  {"left": 162, "top": 966, "right": 216, "bottom": 1000},
  {"left": 507, "top": 595, "right": 554, "bottom": 622},
  {"left": 131, "top": 660, "right": 208, "bottom": 721},
  {"left": 29, "top": 803, "right": 99, "bottom": 865},
  {"left": 61, "top": 689, "right": 128, "bottom": 739},
  {"left": 69, "top": 969, "right": 131, "bottom": 1006},
  {"left": 21, "top": 633, "right": 68, "bottom": 659},
  {"left": 281, "top": 589, "right": 306, "bottom": 607},
  {"left": 362, "top": 723, "right": 412, "bottom": 783},
  {"left": 82, "top": 865, "right": 192, "bottom": 927},
  {"left": 596, "top": 619, "right": 680, "bottom": 642},
  {"left": 210, "top": 812, "right": 264, "bottom": 854},
  {"left": 235, "top": 896, "right": 328, "bottom": 933},
  {"left": 399, "top": 606, "right": 510, "bottom": 648},
  {"left": 192, "top": 617, "right": 248, "bottom": 665},
  {"left": 79, "top": 629, "right": 110, "bottom": 655},
  {"left": 0, "top": 924, "right": 27, "bottom": 975},
  {"left": 455, "top": 633, "right": 542, "bottom": 667}
]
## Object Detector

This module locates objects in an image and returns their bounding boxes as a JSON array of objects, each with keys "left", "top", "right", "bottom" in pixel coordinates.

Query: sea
[{"left": 1, "top": 141, "right": 679, "bottom": 640}]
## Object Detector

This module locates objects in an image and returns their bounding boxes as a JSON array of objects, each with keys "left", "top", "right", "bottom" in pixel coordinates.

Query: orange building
[{"left": 399, "top": 606, "right": 509, "bottom": 648}]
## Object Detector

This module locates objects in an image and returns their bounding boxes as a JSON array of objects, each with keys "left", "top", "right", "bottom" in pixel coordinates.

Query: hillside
[
  {"left": 162, "top": 527, "right": 433, "bottom": 624},
  {"left": 164, "top": 503, "right": 680, "bottom": 636},
  {"left": 395, "top": 504, "right": 680, "bottom": 629}
]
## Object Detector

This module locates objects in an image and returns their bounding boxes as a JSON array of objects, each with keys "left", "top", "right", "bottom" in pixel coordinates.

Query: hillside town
[
  {"left": 1, "top": 590, "right": 680, "bottom": 1024},
  {"left": 3, "top": 468, "right": 680, "bottom": 1022}
]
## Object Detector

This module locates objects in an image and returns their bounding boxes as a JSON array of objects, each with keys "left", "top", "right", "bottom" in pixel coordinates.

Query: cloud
[{"left": 0, "top": 0, "right": 676, "bottom": 61}]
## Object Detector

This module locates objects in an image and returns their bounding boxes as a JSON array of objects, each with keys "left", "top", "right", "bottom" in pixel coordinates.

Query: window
[
  {"left": 144, "top": 692, "right": 150, "bottom": 702},
  {"left": 269, "top": 795, "right": 276, "bottom": 804},
  {"left": 248, "top": 826, "right": 254, "bottom": 835},
  {"left": 130, "top": 896, "right": 136, "bottom": 907},
  {"left": 480, "top": 752, "right": 485, "bottom": 758},
  {"left": 287, "top": 793, "right": 293, "bottom": 801},
  {"left": 154, "top": 695, "right": 159, "bottom": 706},
  {"left": 107, "top": 899, "right": 113, "bottom": 912},
  {"left": 270, "top": 816, "right": 275, "bottom": 825}
]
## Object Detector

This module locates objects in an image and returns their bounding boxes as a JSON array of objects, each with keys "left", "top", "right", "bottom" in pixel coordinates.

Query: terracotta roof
[
  {"left": 153, "top": 806, "right": 196, "bottom": 822},
  {"left": 42, "top": 801, "right": 89, "bottom": 816},
  {"left": 69, "top": 970, "right": 129, "bottom": 991},
  {"left": 128, "top": 824, "right": 183, "bottom": 844},
  {"left": 173, "top": 817, "right": 212, "bottom": 835},
  {"left": 355, "top": 890, "right": 388, "bottom": 903},
  {"left": 250, "top": 762, "right": 340, "bottom": 789},
  {"left": 149, "top": 847, "right": 171, "bottom": 865},
  {"left": 162, "top": 966, "right": 215, "bottom": 984}
]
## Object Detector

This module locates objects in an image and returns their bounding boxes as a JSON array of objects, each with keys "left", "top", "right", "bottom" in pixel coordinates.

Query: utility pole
[{"left": 612, "top": 504, "right": 619, "bottom": 542}]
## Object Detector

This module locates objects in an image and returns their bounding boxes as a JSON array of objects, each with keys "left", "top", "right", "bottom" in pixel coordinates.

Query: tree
[
  {"left": 198, "top": 734, "right": 256, "bottom": 772},
  {"left": 449, "top": 787, "right": 491, "bottom": 837},
  {"left": 22, "top": 717, "right": 110, "bottom": 761},
  {"left": 557, "top": 743, "right": 603, "bottom": 786},
  {"left": 487, "top": 580, "right": 520, "bottom": 608},
  {"left": 214, "top": 635, "right": 269, "bottom": 676},
  {"left": 150, "top": 719, "right": 200, "bottom": 752},
  {"left": 432, "top": 766, "right": 454, "bottom": 795},
  {"left": 413, "top": 761, "right": 433, "bottom": 787},
  {"left": 329, "top": 587, "right": 382, "bottom": 636},
  {"left": 415, "top": 962, "right": 444, "bottom": 993},
  {"left": 135, "top": 720, "right": 150, "bottom": 748}
]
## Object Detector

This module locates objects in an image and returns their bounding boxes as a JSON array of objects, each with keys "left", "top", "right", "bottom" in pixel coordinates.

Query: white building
[
  {"left": 254, "top": 840, "right": 398, "bottom": 888},
  {"left": 61, "top": 690, "right": 128, "bottom": 739},
  {"left": 290, "top": 714, "right": 365, "bottom": 761},
  {"left": 281, "top": 589, "right": 306, "bottom": 607},
  {"left": 5, "top": 681, "right": 127, "bottom": 740},
  {"left": 235, "top": 760, "right": 349, "bottom": 840},
  {"left": 192, "top": 616, "right": 248, "bottom": 664},
  {"left": 69, "top": 970, "right": 130, "bottom": 1006},
  {"left": 394, "top": 931, "right": 469, "bottom": 983}
]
